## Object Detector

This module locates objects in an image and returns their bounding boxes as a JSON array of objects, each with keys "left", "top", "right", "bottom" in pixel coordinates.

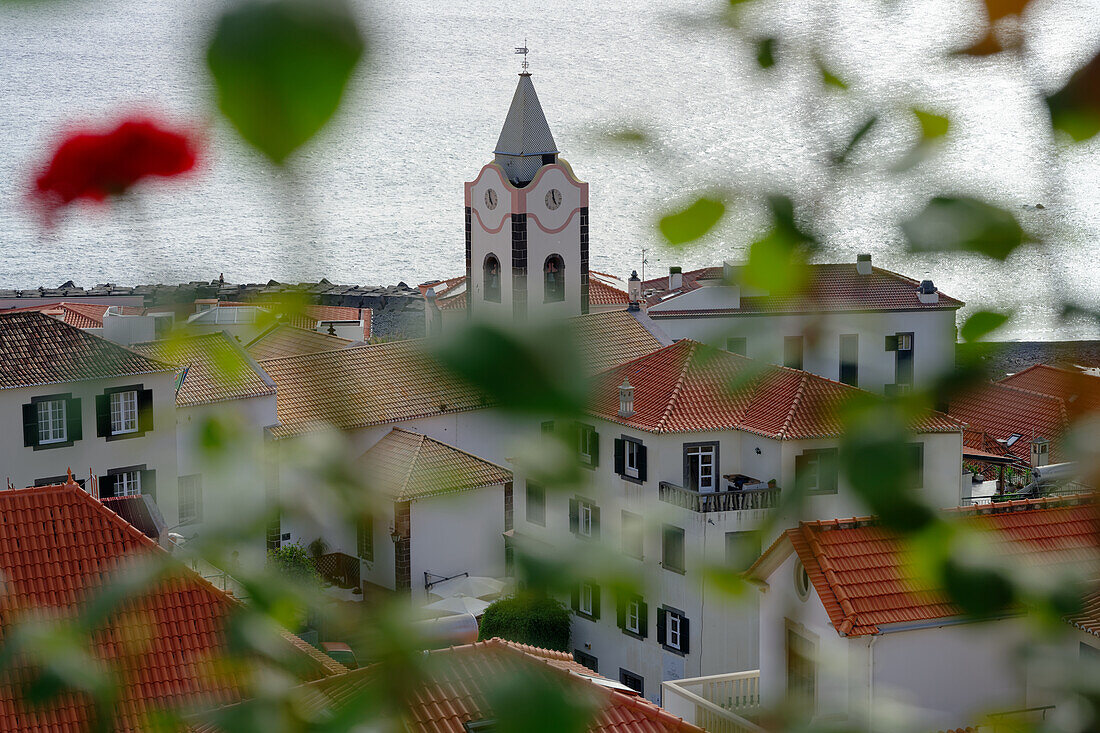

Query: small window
[
  {"left": 786, "top": 627, "right": 816, "bottom": 707},
  {"left": 625, "top": 598, "right": 641, "bottom": 634},
  {"left": 615, "top": 437, "right": 646, "bottom": 483},
  {"left": 839, "top": 334, "right": 858, "bottom": 386},
  {"left": 580, "top": 582, "right": 594, "bottom": 616},
  {"left": 662, "top": 525, "right": 685, "bottom": 573},
  {"left": 658, "top": 607, "right": 689, "bottom": 654},
  {"left": 576, "top": 423, "right": 598, "bottom": 466},
  {"left": 619, "top": 669, "right": 644, "bottom": 695},
  {"left": 795, "top": 448, "right": 839, "bottom": 495},
  {"left": 116, "top": 470, "right": 141, "bottom": 497},
  {"left": 572, "top": 580, "right": 600, "bottom": 621},
  {"left": 483, "top": 254, "right": 501, "bottom": 303},
  {"left": 110, "top": 390, "right": 139, "bottom": 435},
  {"left": 684, "top": 443, "right": 717, "bottom": 492},
  {"left": 179, "top": 474, "right": 202, "bottom": 524},
  {"left": 37, "top": 399, "right": 67, "bottom": 444},
  {"left": 357, "top": 515, "right": 374, "bottom": 561},
  {"left": 579, "top": 502, "right": 593, "bottom": 537},
  {"left": 540, "top": 420, "right": 555, "bottom": 435},
  {"left": 897, "top": 333, "right": 913, "bottom": 351},
  {"left": 668, "top": 613, "right": 682, "bottom": 649},
  {"left": 726, "top": 337, "right": 747, "bottom": 356},
  {"left": 621, "top": 511, "right": 643, "bottom": 560},
  {"left": 569, "top": 497, "right": 599, "bottom": 539},
  {"left": 795, "top": 559, "right": 811, "bottom": 600},
  {"left": 625, "top": 440, "right": 641, "bottom": 478},
  {"left": 544, "top": 254, "right": 565, "bottom": 303},
  {"left": 526, "top": 481, "right": 546, "bottom": 526},
  {"left": 573, "top": 650, "right": 598, "bottom": 673},
  {"left": 784, "top": 336, "right": 804, "bottom": 370}
]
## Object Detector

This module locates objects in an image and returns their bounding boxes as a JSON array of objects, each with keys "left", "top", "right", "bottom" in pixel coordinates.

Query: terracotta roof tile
[
  {"left": 588, "top": 272, "right": 630, "bottom": 307},
  {"left": 191, "top": 638, "right": 703, "bottom": 733},
  {"left": 0, "top": 311, "right": 173, "bottom": 390},
  {"left": 572, "top": 310, "right": 665, "bottom": 375},
  {"left": 130, "top": 333, "right": 275, "bottom": 407},
  {"left": 359, "top": 428, "right": 512, "bottom": 500},
  {"left": 757, "top": 498, "right": 1100, "bottom": 637},
  {"left": 589, "top": 340, "right": 963, "bottom": 438},
  {"left": 642, "top": 264, "right": 963, "bottom": 313},
  {"left": 245, "top": 323, "right": 354, "bottom": 360},
  {"left": 999, "top": 364, "right": 1100, "bottom": 422},
  {"left": 949, "top": 382, "right": 1069, "bottom": 463},
  {"left": 1067, "top": 588, "right": 1100, "bottom": 638},
  {"left": 0, "top": 480, "right": 337, "bottom": 732}
]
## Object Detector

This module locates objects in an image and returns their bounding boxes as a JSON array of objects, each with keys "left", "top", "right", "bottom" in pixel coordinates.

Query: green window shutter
[
  {"left": 680, "top": 616, "right": 691, "bottom": 654},
  {"left": 656, "top": 608, "right": 667, "bottom": 645},
  {"left": 591, "top": 583, "right": 601, "bottom": 620},
  {"left": 570, "top": 584, "right": 580, "bottom": 613},
  {"left": 614, "top": 438, "right": 625, "bottom": 475},
  {"left": 591, "top": 504, "right": 601, "bottom": 539},
  {"left": 96, "top": 394, "right": 110, "bottom": 437},
  {"left": 140, "top": 469, "right": 157, "bottom": 500},
  {"left": 568, "top": 498, "right": 579, "bottom": 534},
  {"left": 22, "top": 403, "right": 38, "bottom": 448},
  {"left": 590, "top": 431, "right": 599, "bottom": 467},
  {"left": 638, "top": 600, "right": 649, "bottom": 638},
  {"left": 885, "top": 335, "right": 899, "bottom": 351},
  {"left": 66, "top": 397, "right": 82, "bottom": 442},
  {"left": 137, "top": 389, "right": 154, "bottom": 433},
  {"left": 637, "top": 445, "right": 648, "bottom": 482},
  {"left": 616, "top": 592, "right": 626, "bottom": 629},
  {"left": 99, "top": 473, "right": 118, "bottom": 498}
]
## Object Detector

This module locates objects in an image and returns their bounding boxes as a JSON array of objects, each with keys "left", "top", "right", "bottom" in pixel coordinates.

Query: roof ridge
[
  {"left": 257, "top": 337, "right": 411, "bottom": 365},
  {"left": 656, "top": 341, "right": 698, "bottom": 433},
  {"left": 396, "top": 429, "right": 428, "bottom": 497},
  {"left": 416, "top": 431, "right": 512, "bottom": 474},
  {"left": 776, "top": 371, "right": 811, "bottom": 439},
  {"left": 797, "top": 521, "right": 865, "bottom": 635}
]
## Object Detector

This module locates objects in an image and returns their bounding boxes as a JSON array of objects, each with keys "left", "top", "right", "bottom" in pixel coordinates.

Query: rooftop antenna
[{"left": 515, "top": 39, "right": 529, "bottom": 74}]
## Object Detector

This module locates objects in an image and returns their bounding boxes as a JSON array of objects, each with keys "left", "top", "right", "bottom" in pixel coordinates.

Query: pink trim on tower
[
  {"left": 527, "top": 207, "right": 583, "bottom": 234},
  {"left": 470, "top": 206, "right": 510, "bottom": 234}
]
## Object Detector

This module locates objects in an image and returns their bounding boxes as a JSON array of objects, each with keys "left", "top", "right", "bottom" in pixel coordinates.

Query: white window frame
[
  {"left": 179, "top": 474, "right": 202, "bottom": 524},
  {"left": 897, "top": 333, "right": 913, "bottom": 351},
  {"left": 110, "top": 390, "right": 139, "bottom": 435},
  {"left": 625, "top": 440, "right": 640, "bottom": 478},
  {"left": 580, "top": 583, "right": 594, "bottom": 616},
  {"left": 37, "top": 399, "right": 67, "bottom": 444},
  {"left": 686, "top": 444, "right": 716, "bottom": 491},
  {"left": 626, "top": 599, "right": 641, "bottom": 634},
  {"left": 116, "top": 470, "right": 141, "bottom": 497},
  {"left": 667, "top": 612, "right": 682, "bottom": 650},
  {"left": 578, "top": 424, "right": 596, "bottom": 465},
  {"left": 579, "top": 501, "right": 593, "bottom": 538}
]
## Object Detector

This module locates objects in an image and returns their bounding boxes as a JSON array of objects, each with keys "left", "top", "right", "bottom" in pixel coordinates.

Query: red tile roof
[
  {"left": 2, "top": 302, "right": 147, "bottom": 329},
  {"left": 130, "top": 332, "right": 276, "bottom": 407},
  {"left": 0, "top": 480, "right": 339, "bottom": 732},
  {"left": 589, "top": 271, "right": 630, "bottom": 307},
  {"left": 421, "top": 276, "right": 468, "bottom": 311},
  {"left": 949, "top": 382, "right": 1069, "bottom": 463},
  {"left": 215, "top": 302, "right": 372, "bottom": 339},
  {"left": 753, "top": 498, "right": 1100, "bottom": 637},
  {"left": 191, "top": 638, "right": 704, "bottom": 733},
  {"left": 1067, "top": 588, "right": 1100, "bottom": 638},
  {"left": 642, "top": 264, "right": 963, "bottom": 314},
  {"left": 999, "top": 364, "right": 1100, "bottom": 422},
  {"left": 589, "top": 339, "right": 963, "bottom": 438},
  {"left": 0, "top": 311, "right": 174, "bottom": 389}
]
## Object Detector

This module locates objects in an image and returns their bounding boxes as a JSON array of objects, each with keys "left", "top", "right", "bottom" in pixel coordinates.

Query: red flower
[{"left": 31, "top": 117, "right": 198, "bottom": 220}]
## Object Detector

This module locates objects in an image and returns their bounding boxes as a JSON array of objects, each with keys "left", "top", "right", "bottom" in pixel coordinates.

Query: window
[
  {"left": 116, "top": 470, "right": 141, "bottom": 497},
  {"left": 684, "top": 443, "right": 718, "bottom": 491},
  {"left": 886, "top": 332, "right": 914, "bottom": 388},
  {"left": 662, "top": 525, "right": 685, "bottom": 573},
  {"left": 526, "top": 481, "right": 545, "bottom": 525},
  {"left": 786, "top": 627, "right": 816, "bottom": 708},
  {"left": 726, "top": 337, "right": 747, "bottom": 356},
  {"left": 839, "top": 334, "right": 858, "bottom": 386},
  {"left": 784, "top": 336, "right": 804, "bottom": 370},
  {"left": 569, "top": 497, "right": 600, "bottom": 539},
  {"left": 726, "top": 530, "right": 762, "bottom": 572},
  {"left": 23, "top": 393, "right": 81, "bottom": 450},
  {"left": 357, "top": 519, "right": 379, "bottom": 564},
  {"left": 617, "top": 593, "right": 647, "bottom": 638},
  {"left": 267, "top": 516, "right": 290, "bottom": 551},
  {"left": 179, "top": 474, "right": 202, "bottom": 524},
  {"left": 657, "top": 607, "right": 689, "bottom": 654},
  {"left": 483, "top": 254, "right": 501, "bottom": 303},
  {"left": 572, "top": 581, "right": 600, "bottom": 620},
  {"left": 110, "top": 390, "right": 139, "bottom": 434},
  {"left": 576, "top": 423, "right": 598, "bottom": 466},
  {"left": 540, "top": 420, "right": 555, "bottom": 435},
  {"left": 794, "top": 559, "right": 812, "bottom": 600},
  {"left": 619, "top": 669, "right": 644, "bottom": 696},
  {"left": 795, "top": 448, "right": 839, "bottom": 495},
  {"left": 97, "top": 385, "right": 152, "bottom": 440},
  {"left": 573, "top": 650, "right": 598, "bottom": 673},
  {"left": 544, "top": 254, "right": 565, "bottom": 302},
  {"left": 614, "top": 436, "right": 647, "bottom": 483},
  {"left": 621, "top": 511, "right": 643, "bottom": 559},
  {"left": 904, "top": 442, "right": 924, "bottom": 489}
]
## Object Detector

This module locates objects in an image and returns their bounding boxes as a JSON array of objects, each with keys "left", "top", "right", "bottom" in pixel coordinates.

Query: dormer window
[
  {"left": 483, "top": 254, "right": 501, "bottom": 303},
  {"left": 544, "top": 254, "right": 565, "bottom": 302}
]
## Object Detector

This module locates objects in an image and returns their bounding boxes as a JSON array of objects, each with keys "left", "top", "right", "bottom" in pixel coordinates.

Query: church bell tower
[{"left": 464, "top": 64, "right": 589, "bottom": 323}]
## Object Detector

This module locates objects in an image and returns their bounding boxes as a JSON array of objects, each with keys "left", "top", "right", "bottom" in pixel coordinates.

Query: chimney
[
  {"left": 856, "top": 253, "right": 872, "bottom": 276},
  {"left": 1030, "top": 437, "right": 1049, "bottom": 467},
  {"left": 618, "top": 377, "right": 635, "bottom": 418},
  {"left": 668, "top": 266, "right": 683, "bottom": 291},
  {"left": 916, "top": 280, "right": 939, "bottom": 304},
  {"left": 627, "top": 270, "right": 641, "bottom": 311}
]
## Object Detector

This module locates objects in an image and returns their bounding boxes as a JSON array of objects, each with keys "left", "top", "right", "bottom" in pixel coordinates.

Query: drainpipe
[{"left": 867, "top": 634, "right": 878, "bottom": 725}]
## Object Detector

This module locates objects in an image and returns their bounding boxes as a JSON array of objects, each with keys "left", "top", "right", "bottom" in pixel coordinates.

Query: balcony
[
  {"left": 662, "top": 670, "right": 764, "bottom": 733},
  {"left": 658, "top": 482, "right": 780, "bottom": 513}
]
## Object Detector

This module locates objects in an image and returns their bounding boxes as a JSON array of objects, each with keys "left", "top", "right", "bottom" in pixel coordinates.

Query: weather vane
[{"left": 515, "top": 39, "right": 529, "bottom": 73}]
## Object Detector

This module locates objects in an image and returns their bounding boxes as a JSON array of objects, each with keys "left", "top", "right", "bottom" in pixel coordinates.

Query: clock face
[
  {"left": 545, "top": 188, "right": 562, "bottom": 210},
  {"left": 485, "top": 188, "right": 498, "bottom": 210}
]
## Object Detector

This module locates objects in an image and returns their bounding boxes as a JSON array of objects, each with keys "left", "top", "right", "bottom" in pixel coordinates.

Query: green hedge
[{"left": 478, "top": 593, "right": 571, "bottom": 651}]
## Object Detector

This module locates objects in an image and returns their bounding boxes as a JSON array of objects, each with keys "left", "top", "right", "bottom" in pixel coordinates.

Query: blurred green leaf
[
  {"left": 486, "top": 667, "right": 598, "bottom": 733},
  {"left": 913, "top": 108, "right": 949, "bottom": 139},
  {"left": 833, "top": 115, "right": 877, "bottom": 165},
  {"left": 1046, "top": 52, "right": 1100, "bottom": 142},
  {"left": 940, "top": 558, "right": 1015, "bottom": 619},
  {"left": 658, "top": 196, "right": 726, "bottom": 246},
  {"left": 902, "top": 196, "right": 1026, "bottom": 260},
  {"left": 206, "top": 0, "right": 366, "bottom": 164},
  {"left": 756, "top": 37, "right": 777, "bottom": 69},
  {"left": 742, "top": 196, "right": 813, "bottom": 293},
  {"left": 960, "top": 310, "right": 1010, "bottom": 342},
  {"left": 605, "top": 127, "right": 649, "bottom": 144},
  {"left": 817, "top": 58, "right": 847, "bottom": 89}
]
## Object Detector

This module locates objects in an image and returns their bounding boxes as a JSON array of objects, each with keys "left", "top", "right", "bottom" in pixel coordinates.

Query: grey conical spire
[{"left": 494, "top": 73, "right": 558, "bottom": 185}]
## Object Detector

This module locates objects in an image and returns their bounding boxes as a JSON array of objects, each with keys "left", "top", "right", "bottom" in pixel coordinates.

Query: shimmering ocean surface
[{"left": 1, "top": 0, "right": 1099, "bottom": 339}]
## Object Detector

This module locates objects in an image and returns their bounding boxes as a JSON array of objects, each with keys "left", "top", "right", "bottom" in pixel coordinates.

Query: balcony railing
[
  {"left": 662, "top": 670, "right": 764, "bottom": 733},
  {"left": 659, "top": 482, "right": 780, "bottom": 513}
]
